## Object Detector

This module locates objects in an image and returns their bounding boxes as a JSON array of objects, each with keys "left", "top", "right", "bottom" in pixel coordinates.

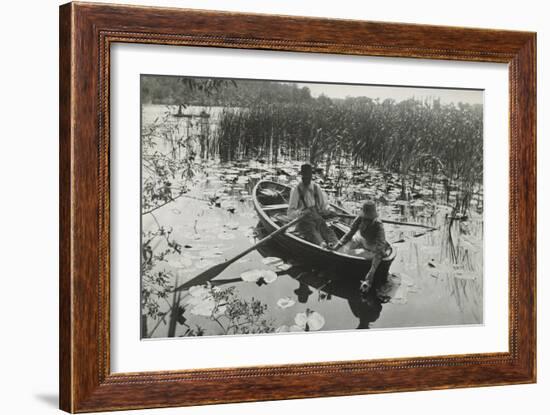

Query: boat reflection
[
  {"left": 286, "top": 266, "right": 385, "bottom": 330},
  {"left": 253, "top": 222, "right": 390, "bottom": 329}
]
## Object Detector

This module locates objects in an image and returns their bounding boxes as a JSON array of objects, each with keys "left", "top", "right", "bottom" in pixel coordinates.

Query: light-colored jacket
[{"left": 287, "top": 182, "right": 330, "bottom": 218}]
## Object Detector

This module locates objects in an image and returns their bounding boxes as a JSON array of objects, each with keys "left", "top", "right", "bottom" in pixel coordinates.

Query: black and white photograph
[{"left": 140, "top": 75, "right": 484, "bottom": 339}]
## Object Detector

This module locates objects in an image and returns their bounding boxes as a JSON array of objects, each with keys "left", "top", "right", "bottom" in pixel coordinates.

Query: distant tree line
[{"left": 141, "top": 75, "right": 314, "bottom": 107}]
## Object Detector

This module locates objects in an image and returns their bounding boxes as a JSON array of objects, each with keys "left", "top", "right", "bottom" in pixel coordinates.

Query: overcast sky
[{"left": 295, "top": 82, "right": 483, "bottom": 106}]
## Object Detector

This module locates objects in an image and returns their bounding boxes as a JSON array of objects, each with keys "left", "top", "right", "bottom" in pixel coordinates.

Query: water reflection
[
  {"left": 257, "top": 237, "right": 388, "bottom": 330},
  {"left": 294, "top": 282, "right": 313, "bottom": 304},
  {"left": 291, "top": 268, "right": 385, "bottom": 330}
]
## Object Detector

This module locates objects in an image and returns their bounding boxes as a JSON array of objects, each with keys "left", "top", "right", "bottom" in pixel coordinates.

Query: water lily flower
[
  {"left": 240, "top": 269, "right": 278, "bottom": 284},
  {"left": 240, "top": 269, "right": 263, "bottom": 282},
  {"left": 261, "top": 270, "right": 278, "bottom": 283},
  {"left": 294, "top": 309, "right": 325, "bottom": 331},
  {"left": 168, "top": 257, "right": 193, "bottom": 269}
]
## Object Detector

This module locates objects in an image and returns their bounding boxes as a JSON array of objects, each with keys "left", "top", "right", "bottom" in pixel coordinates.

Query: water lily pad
[
  {"left": 224, "top": 221, "right": 240, "bottom": 230},
  {"left": 189, "top": 298, "right": 216, "bottom": 316},
  {"left": 188, "top": 285, "right": 210, "bottom": 298},
  {"left": 453, "top": 271, "right": 477, "bottom": 280},
  {"left": 168, "top": 257, "right": 193, "bottom": 268},
  {"left": 276, "top": 263, "right": 292, "bottom": 271},
  {"left": 395, "top": 272, "right": 414, "bottom": 287},
  {"left": 390, "top": 285, "right": 408, "bottom": 305},
  {"left": 196, "top": 220, "right": 221, "bottom": 231},
  {"left": 199, "top": 249, "right": 224, "bottom": 259},
  {"left": 213, "top": 304, "right": 227, "bottom": 317},
  {"left": 276, "top": 297, "right": 296, "bottom": 309},
  {"left": 184, "top": 285, "right": 225, "bottom": 317},
  {"left": 181, "top": 232, "right": 203, "bottom": 240},
  {"left": 460, "top": 236, "right": 481, "bottom": 252},
  {"left": 427, "top": 261, "right": 454, "bottom": 273},
  {"left": 217, "top": 232, "right": 236, "bottom": 240},
  {"left": 195, "top": 259, "right": 215, "bottom": 269},
  {"left": 262, "top": 257, "right": 283, "bottom": 266}
]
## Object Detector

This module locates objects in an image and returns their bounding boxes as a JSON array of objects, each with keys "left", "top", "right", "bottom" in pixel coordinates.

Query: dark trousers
[{"left": 296, "top": 212, "right": 338, "bottom": 246}]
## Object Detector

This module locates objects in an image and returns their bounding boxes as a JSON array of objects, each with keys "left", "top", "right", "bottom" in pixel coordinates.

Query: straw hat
[{"left": 362, "top": 201, "right": 378, "bottom": 219}]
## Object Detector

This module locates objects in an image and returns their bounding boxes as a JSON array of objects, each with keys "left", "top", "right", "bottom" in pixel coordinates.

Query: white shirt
[{"left": 287, "top": 182, "right": 330, "bottom": 218}]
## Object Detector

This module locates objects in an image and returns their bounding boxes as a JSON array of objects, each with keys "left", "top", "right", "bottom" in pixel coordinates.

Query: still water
[{"left": 142, "top": 105, "right": 483, "bottom": 338}]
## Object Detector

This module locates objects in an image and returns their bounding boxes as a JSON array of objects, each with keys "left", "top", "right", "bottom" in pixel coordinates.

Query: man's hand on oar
[{"left": 173, "top": 213, "right": 307, "bottom": 292}]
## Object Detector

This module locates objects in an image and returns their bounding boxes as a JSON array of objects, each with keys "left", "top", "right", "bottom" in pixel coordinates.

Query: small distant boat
[{"left": 252, "top": 180, "right": 396, "bottom": 281}]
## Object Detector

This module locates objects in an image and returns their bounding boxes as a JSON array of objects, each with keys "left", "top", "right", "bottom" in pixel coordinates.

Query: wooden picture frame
[{"left": 59, "top": 2, "right": 536, "bottom": 412}]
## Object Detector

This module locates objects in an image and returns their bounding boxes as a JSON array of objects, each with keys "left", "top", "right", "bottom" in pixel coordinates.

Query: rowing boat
[{"left": 252, "top": 180, "right": 396, "bottom": 282}]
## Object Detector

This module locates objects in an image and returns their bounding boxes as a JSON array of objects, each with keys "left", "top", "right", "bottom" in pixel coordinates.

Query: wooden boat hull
[{"left": 253, "top": 180, "right": 396, "bottom": 282}]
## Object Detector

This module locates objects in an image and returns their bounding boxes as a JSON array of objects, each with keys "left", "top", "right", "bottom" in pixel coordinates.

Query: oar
[
  {"left": 173, "top": 214, "right": 306, "bottom": 292},
  {"left": 332, "top": 213, "right": 437, "bottom": 230},
  {"left": 390, "top": 227, "right": 438, "bottom": 244}
]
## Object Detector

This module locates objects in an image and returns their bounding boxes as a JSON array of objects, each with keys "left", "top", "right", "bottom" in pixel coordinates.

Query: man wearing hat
[
  {"left": 287, "top": 164, "right": 338, "bottom": 247},
  {"left": 332, "top": 201, "right": 390, "bottom": 292}
]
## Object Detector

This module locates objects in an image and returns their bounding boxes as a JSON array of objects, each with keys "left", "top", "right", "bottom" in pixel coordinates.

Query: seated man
[
  {"left": 332, "top": 201, "right": 390, "bottom": 292},
  {"left": 287, "top": 164, "right": 338, "bottom": 248}
]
